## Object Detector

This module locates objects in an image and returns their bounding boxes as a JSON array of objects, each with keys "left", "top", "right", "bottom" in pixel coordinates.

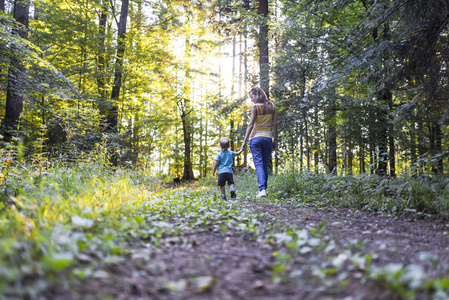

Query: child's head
[{"left": 219, "top": 137, "right": 230, "bottom": 151}]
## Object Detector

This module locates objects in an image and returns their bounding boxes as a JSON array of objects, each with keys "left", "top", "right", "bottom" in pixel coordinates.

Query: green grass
[
  {"left": 235, "top": 171, "right": 449, "bottom": 218},
  {"left": 0, "top": 157, "right": 448, "bottom": 299}
]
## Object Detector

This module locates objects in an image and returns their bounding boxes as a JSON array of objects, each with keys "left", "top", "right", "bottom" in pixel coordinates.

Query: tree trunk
[
  {"left": 231, "top": 35, "right": 236, "bottom": 97},
  {"left": 376, "top": 107, "right": 388, "bottom": 176},
  {"left": 435, "top": 123, "right": 443, "bottom": 174},
  {"left": 3, "top": 0, "right": 29, "bottom": 141},
  {"left": 180, "top": 103, "right": 194, "bottom": 181},
  {"left": 368, "top": 109, "right": 376, "bottom": 175},
  {"left": 327, "top": 106, "right": 337, "bottom": 174},
  {"left": 303, "top": 106, "right": 310, "bottom": 172},
  {"left": 180, "top": 26, "right": 194, "bottom": 180},
  {"left": 258, "top": 0, "right": 269, "bottom": 93},
  {"left": 417, "top": 118, "right": 425, "bottom": 175},
  {"left": 243, "top": 29, "right": 248, "bottom": 167},
  {"left": 348, "top": 138, "right": 353, "bottom": 175},
  {"left": 108, "top": 0, "right": 129, "bottom": 133},
  {"left": 97, "top": 0, "right": 108, "bottom": 113},
  {"left": 314, "top": 107, "right": 319, "bottom": 172},
  {"left": 409, "top": 122, "right": 417, "bottom": 173},
  {"left": 300, "top": 133, "right": 303, "bottom": 172},
  {"left": 230, "top": 119, "right": 234, "bottom": 151},
  {"left": 359, "top": 140, "right": 365, "bottom": 174}
]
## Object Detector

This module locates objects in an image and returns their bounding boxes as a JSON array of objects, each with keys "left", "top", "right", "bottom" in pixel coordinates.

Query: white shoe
[{"left": 256, "top": 189, "right": 267, "bottom": 198}]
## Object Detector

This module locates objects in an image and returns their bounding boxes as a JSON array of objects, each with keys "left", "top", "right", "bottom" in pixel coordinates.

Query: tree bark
[
  {"left": 108, "top": 0, "right": 129, "bottom": 133},
  {"left": 359, "top": 140, "right": 365, "bottom": 174},
  {"left": 179, "top": 99, "right": 194, "bottom": 181},
  {"left": 258, "top": 0, "right": 269, "bottom": 93},
  {"left": 314, "top": 108, "right": 320, "bottom": 172},
  {"left": 327, "top": 105, "right": 337, "bottom": 174},
  {"left": 348, "top": 138, "right": 353, "bottom": 175},
  {"left": 97, "top": 0, "right": 108, "bottom": 114},
  {"left": 435, "top": 123, "right": 443, "bottom": 174},
  {"left": 3, "top": 0, "right": 30, "bottom": 141}
]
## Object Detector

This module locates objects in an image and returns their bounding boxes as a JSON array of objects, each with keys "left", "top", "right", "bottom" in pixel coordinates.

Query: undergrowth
[
  {"left": 0, "top": 145, "right": 448, "bottom": 299},
  {"left": 245, "top": 172, "right": 449, "bottom": 218}
]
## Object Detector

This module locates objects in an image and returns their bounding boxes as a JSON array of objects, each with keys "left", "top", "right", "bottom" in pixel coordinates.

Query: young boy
[{"left": 212, "top": 137, "right": 243, "bottom": 200}]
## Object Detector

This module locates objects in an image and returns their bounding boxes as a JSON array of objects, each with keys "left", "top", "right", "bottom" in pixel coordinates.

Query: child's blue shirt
[{"left": 215, "top": 150, "right": 236, "bottom": 174}]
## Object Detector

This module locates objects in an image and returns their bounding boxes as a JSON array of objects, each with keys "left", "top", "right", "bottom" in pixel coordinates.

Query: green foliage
[
  {"left": 0, "top": 153, "right": 448, "bottom": 298},
  {"left": 262, "top": 172, "right": 449, "bottom": 217}
]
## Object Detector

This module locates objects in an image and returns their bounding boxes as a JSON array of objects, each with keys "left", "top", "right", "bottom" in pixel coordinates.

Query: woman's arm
[{"left": 239, "top": 105, "right": 258, "bottom": 151}]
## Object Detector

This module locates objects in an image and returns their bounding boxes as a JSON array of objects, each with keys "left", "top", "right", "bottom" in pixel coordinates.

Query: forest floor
[{"left": 45, "top": 188, "right": 449, "bottom": 300}]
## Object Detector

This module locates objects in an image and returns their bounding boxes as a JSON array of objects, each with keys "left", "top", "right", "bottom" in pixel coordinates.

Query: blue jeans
[{"left": 250, "top": 137, "right": 272, "bottom": 191}]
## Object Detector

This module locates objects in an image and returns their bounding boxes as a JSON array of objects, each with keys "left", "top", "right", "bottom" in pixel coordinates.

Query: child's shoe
[
  {"left": 230, "top": 190, "right": 236, "bottom": 198},
  {"left": 221, "top": 194, "right": 227, "bottom": 200}
]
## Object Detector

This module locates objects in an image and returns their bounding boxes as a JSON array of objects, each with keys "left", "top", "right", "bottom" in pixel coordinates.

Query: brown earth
[{"left": 47, "top": 200, "right": 449, "bottom": 300}]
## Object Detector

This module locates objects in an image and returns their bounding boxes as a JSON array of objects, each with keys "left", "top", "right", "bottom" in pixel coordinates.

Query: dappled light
[{"left": 0, "top": 0, "right": 448, "bottom": 299}]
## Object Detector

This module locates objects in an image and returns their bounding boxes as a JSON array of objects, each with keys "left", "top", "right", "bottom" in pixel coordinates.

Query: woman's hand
[{"left": 236, "top": 144, "right": 245, "bottom": 156}]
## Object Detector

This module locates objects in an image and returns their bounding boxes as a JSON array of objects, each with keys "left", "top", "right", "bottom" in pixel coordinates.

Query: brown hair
[
  {"left": 249, "top": 87, "right": 269, "bottom": 103},
  {"left": 219, "top": 137, "right": 230, "bottom": 151}
]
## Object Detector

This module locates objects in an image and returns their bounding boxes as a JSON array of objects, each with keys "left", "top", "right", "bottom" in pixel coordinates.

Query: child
[{"left": 212, "top": 137, "right": 243, "bottom": 200}]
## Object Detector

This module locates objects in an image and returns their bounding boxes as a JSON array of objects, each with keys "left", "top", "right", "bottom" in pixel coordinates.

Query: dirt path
[{"left": 47, "top": 200, "right": 449, "bottom": 300}]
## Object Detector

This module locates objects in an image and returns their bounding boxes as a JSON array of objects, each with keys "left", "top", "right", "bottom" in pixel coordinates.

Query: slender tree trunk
[
  {"left": 231, "top": 35, "right": 236, "bottom": 97},
  {"left": 300, "top": 133, "right": 303, "bottom": 172},
  {"left": 97, "top": 0, "right": 108, "bottom": 114},
  {"left": 409, "top": 122, "right": 417, "bottom": 174},
  {"left": 327, "top": 106, "right": 337, "bottom": 174},
  {"left": 388, "top": 95, "right": 396, "bottom": 177},
  {"left": 303, "top": 106, "right": 310, "bottom": 172},
  {"left": 376, "top": 106, "right": 388, "bottom": 176},
  {"left": 314, "top": 107, "right": 319, "bottom": 172},
  {"left": 368, "top": 108, "right": 376, "bottom": 175},
  {"left": 108, "top": 0, "right": 129, "bottom": 133},
  {"left": 239, "top": 33, "right": 243, "bottom": 99},
  {"left": 359, "top": 140, "right": 365, "bottom": 174},
  {"left": 258, "top": 0, "right": 269, "bottom": 93},
  {"left": 377, "top": 3, "right": 392, "bottom": 176},
  {"left": 180, "top": 103, "right": 194, "bottom": 180},
  {"left": 348, "top": 138, "right": 353, "bottom": 175},
  {"left": 230, "top": 119, "right": 234, "bottom": 152},
  {"left": 417, "top": 118, "right": 425, "bottom": 175},
  {"left": 3, "top": 0, "right": 29, "bottom": 141},
  {"left": 243, "top": 29, "right": 248, "bottom": 166},
  {"left": 435, "top": 123, "right": 443, "bottom": 173},
  {"left": 180, "top": 25, "right": 194, "bottom": 180}
]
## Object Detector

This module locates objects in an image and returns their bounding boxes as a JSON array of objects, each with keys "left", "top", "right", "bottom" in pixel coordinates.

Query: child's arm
[
  {"left": 236, "top": 148, "right": 244, "bottom": 156},
  {"left": 212, "top": 160, "right": 219, "bottom": 175}
]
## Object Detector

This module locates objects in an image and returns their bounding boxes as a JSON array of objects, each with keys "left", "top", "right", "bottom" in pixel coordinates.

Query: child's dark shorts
[{"left": 217, "top": 173, "right": 234, "bottom": 187}]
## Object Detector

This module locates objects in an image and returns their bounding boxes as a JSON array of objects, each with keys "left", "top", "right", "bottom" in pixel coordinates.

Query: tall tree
[
  {"left": 97, "top": 0, "right": 108, "bottom": 113},
  {"left": 108, "top": 0, "right": 129, "bottom": 133},
  {"left": 3, "top": 0, "right": 30, "bottom": 140},
  {"left": 258, "top": 0, "right": 269, "bottom": 93}
]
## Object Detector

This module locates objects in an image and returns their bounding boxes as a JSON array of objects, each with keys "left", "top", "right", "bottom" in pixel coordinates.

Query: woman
[{"left": 239, "top": 87, "right": 278, "bottom": 198}]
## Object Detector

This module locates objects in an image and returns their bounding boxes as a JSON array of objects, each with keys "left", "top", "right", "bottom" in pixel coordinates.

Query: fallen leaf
[
  {"left": 253, "top": 280, "right": 265, "bottom": 289},
  {"left": 195, "top": 276, "right": 216, "bottom": 292}
]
